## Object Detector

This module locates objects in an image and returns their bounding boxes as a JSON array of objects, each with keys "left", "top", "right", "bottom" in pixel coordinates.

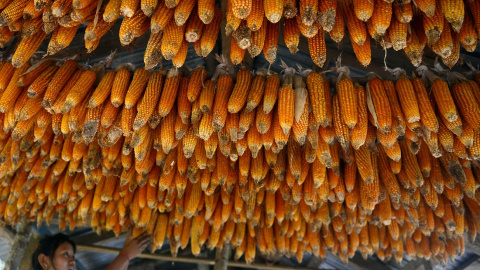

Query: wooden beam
[
  {"left": 76, "top": 244, "right": 319, "bottom": 270},
  {"left": 5, "top": 222, "right": 32, "bottom": 270}
]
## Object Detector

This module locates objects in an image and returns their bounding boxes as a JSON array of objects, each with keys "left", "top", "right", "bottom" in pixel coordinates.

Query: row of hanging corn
[
  {"left": 0, "top": 57, "right": 479, "bottom": 267},
  {"left": 1, "top": 0, "right": 479, "bottom": 69}
]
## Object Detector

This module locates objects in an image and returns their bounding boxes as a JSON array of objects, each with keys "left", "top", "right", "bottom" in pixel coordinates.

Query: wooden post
[
  {"left": 5, "top": 222, "right": 33, "bottom": 270},
  {"left": 213, "top": 243, "right": 230, "bottom": 270},
  {"left": 18, "top": 232, "right": 41, "bottom": 270}
]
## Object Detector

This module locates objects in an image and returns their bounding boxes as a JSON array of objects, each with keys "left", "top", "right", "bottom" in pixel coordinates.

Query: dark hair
[{"left": 31, "top": 233, "right": 76, "bottom": 270}]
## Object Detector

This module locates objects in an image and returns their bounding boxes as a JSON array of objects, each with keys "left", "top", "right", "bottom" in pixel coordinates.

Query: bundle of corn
[
  {"left": 0, "top": 58, "right": 480, "bottom": 267},
  {"left": 0, "top": 0, "right": 478, "bottom": 70}
]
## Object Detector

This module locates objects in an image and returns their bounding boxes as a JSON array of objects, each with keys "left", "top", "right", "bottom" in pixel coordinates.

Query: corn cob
[
  {"left": 451, "top": 82, "right": 480, "bottom": 131},
  {"left": 232, "top": 21, "right": 252, "bottom": 50},
  {"left": 341, "top": 0, "right": 367, "bottom": 46},
  {"left": 353, "top": 0, "right": 374, "bottom": 22},
  {"left": 119, "top": 9, "right": 149, "bottom": 46},
  {"left": 394, "top": 73, "right": 420, "bottom": 124},
  {"left": 226, "top": 0, "right": 241, "bottom": 35},
  {"left": 423, "top": 3, "right": 444, "bottom": 44},
  {"left": 0, "top": 0, "right": 29, "bottom": 27},
  {"left": 200, "top": 8, "right": 222, "bottom": 57},
  {"left": 337, "top": 73, "right": 358, "bottom": 129},
  {"left": 230, "top": 38, "right": 246, "bottom": 65},
  {"left": 308, "top": 29, "right": 326, "bottom": 68},
  {"left": 150, "top": 0, "right": 173, "bottom": 33},
  {"left": 299, "top": 0, "right": 318, "bottom": 26},
  {"left": 12, "top": 30, "right": 46, "bottom": 68},
  {"left": 430, "top": 76, "right": 459, "bottom": 123},
  {"left": 440, "top": 0, "right": 464, "bottom": 33},
  {"left": 60, "top": 70, "right": 96, "bottom": 114},
  {"left": 185, "top": 12, "right": 204, "bottom": 43},
  {"left": 134, "top": 71, "right": 164, "bottom": 130},
  {"left": 228, "top": 69, "right": 253, "bottom": 113},
  {"left": 351, "top": 84, "right": 368, "bottom": 150}
]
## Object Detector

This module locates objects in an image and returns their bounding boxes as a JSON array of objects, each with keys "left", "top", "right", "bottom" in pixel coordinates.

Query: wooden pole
[
  {"left": 76, "top": 244, "right": 318, "bottom": 270},
  {"left": 18, "top": 232, "right": 41, "bottom": 270},
  {"left": 5, "top": 222, "right": 32, "bottom": 270},
  {"left": 213, "top": 243, "right": 230, "bottom": 270}
]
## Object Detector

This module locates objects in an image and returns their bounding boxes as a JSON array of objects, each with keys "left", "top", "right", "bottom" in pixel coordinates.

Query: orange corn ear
[
  {"left": 367, "top": 0, "right": 391, "bottom": 39},
  {"left": 0, "top": 62, "right": 15, "bottom": 92},
  {"left": 174, "top": 0, "right": 195, "bottom": 26},
  {"left": 12, "top": 30, "right": 46, "bottom": 68},
  {"left": 230, "top": 38, "right": 246, "bottom": 65},
  {"left": 119, "top": 9, "right": 150, "bottom": 46},
  {"left": 452, "top": 82, "right": 480, "bottom": 131},
  {"left": 367, "top": 77, "right": 392, "bottom": 134},
  {"left": 185, "top": 10, "right": 204, "bottom": 42},
  {"left": 341, "top": 0, "right": 367, "bottom": 46},
  {"left": 26, "top": 65, "right": 59, "bottom": 99},
  {"left": 248, "top": 17, "right": 267, "bottom": 57},
  {"left": 226, "top": 0, "right": 242, "bottom": 35},
  {"left": 332, "top": 93, "right": 350, "bottom": 151},
  {"left": 440, "top": 0, "right": 464, "bottom": 33},
  {"left": 110, "top": 68, "right": 132, "bottom": 107},
  {"left": 17, "top": 59, "right": 53, "bottom": 87},
  {"left": 388, "top": 14, "right": 408, "bottom": 51},
  {"left": 423, "top": 2, "right": 444, "bottom": 44},
  {"left": 299, "top": 0, "right": 318, "bottom": 26},
  {"left": 411, "top": 77, "right": 438, "bottom": 132},
  {"left": 151, "top": 1, "right": 174, "bottom": 33},
  {"left": 134, "top": 71, "right": 164, "bottom": 130},
  {"left": 415, "top": 0, "right": 435, "bottom": 17},
  {"left": 351, "top": 84, "right": 368, "bottom": 150},
  {"left": 188, "top": 67, "right": 208, "bottom": 102},
  {"left": 228, "top": 69, "right": 253, "bottom": 113},
  {"left": 308, "top": 29, "right": 326, "bottom": 68},
  {"left": 145, "top": 31, "right": 163, "bottom": 69},
  {"left": 263, "top": 21, "right": 279, "bottom": 64},
  {"left": 0, "top": 64, "right": 31, "bottom": 113},
  {"left": 278, "top": 84, "right": 295, "bottom": 135},
  {"left": 213, "top": 75, "right": 233, "bottom": 132},
  {"left": 200, "top": 8, "right": 222, "bottom": 57},
  {"left": 88, "top": 71, "right": 116, "bottom": 109},
  {"left": 296, "top": 14, "right": 318, "bottom": 38},
  {"left": 61, "top": 70, "right": 97, "bottom": 113},
  {"left": 353, "top": 0, "right": 374, "bottom": 22},
  {"left": 395, "top": 73, "right": 420, "bottom": 123},
  {"left": 158, "top": 69, "right": 181, "bottom": 117},
  {"left": 337, "top": 75, "right": 358, "bottom": 129},
  {"left": 403, "top": 26, "right": 425, "bottom": 67},
  {"left": 264, "top": 0, "right": 283, "bottom": 23},
  {"left": 161, "top": 21, "right": 185, "bottom": 61},
  {"left": 317, "top": 0, "right": 336, "bottom": 32},
  {"left": 263, "top": 74, "right": 280, "bottom": 114},
  {"left": 125, "top": 68, "right": 149, "bottom": 109},
  {"left": 172, "top": 39, "right": 189, "bottom": 68},
  {"left": 246, "top": 0, "right": 263, "bottom": 31},
  {"left": 283, "top": 18, "right": 299, "bottom": 54},
  {"left": 351, "top": 31, "right": 371, "bottom": 66},
  {"left": 198, "top": 0, "right": 215, "bottom": 24},
  {"left": 0, "top": 0, "right": 29, "bottom": 27},
  {"left": 394, "top": 1, "right": 412, "bottom": 23},
  {"left": 431, "top": 77, "right": 459, "bottom": 122},
  {"left": 47, "top": 24, "right": 80, "bottom": 56},
  {"left": 307, "top": 72, "right": 329, "bottom": 128},
  {"left": 0, "top": 26, "right": 14, "bottom": 48}
]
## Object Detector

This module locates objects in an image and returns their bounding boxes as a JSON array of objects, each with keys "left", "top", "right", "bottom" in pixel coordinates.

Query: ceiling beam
[{"left": 76, "top": 244, "right": 320, "bottom": 270}]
